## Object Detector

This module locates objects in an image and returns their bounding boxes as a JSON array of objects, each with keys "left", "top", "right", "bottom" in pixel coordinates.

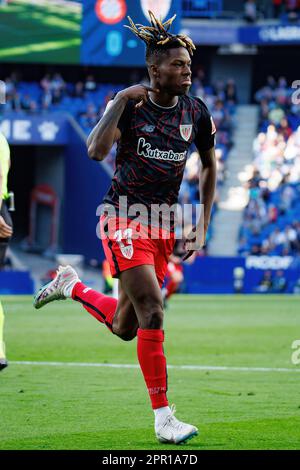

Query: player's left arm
[
  {"left": 198, "top": 146, "right": 217, "bottom": 244},
  {"left": 182, "top": 103, "right": 217, "bottom": 260}
]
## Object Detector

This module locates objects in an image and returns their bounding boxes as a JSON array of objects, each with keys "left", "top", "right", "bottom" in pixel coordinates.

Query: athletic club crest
[
  {"left": 114, "top": 228, "right": 134, "bottom": 259},
  {"left": 140, "top": 0, "right": 172, "bottom": 21},
  {"left": 119, "top": 239, "right": 133, "bottom": 259},
  {"left": 180, "top": 124, "right": 192, "bottom": 142}
]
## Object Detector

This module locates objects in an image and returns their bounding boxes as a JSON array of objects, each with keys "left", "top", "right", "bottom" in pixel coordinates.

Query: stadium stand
[
  {"left": 238, "top": 76, "right": 300, "bottom": 259},
  {"left": 183, "top": 0, "right": 300, "bottom": 21}
]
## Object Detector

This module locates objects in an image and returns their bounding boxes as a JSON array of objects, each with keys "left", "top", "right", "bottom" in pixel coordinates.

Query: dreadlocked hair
[{"left": 124, "top": 10, "right": 196, "bottom": 65}]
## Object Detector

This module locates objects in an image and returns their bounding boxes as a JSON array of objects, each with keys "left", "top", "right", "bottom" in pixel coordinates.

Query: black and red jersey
[{"left": 103, "top": 94, "right": 215, "bottom": 214}]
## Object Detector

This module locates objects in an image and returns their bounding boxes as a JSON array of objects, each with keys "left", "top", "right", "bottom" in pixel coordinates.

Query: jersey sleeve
[
  {"left": 194, "top": 100, "right": 216, "bottom": 152},
  {"left": 116, "top": 100, "right": 135, "bottom": 133},
  {"left": 102, "top": 99, "right": 134, "bottom": 134}
]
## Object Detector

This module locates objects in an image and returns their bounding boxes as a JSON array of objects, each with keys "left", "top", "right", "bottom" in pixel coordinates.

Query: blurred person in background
[
  {"left": 293, "top": 277, "right": 300, "bottom": 294},
  {"left": 272, "top": 270, "right": 287, "bottom": 293},
  {"left": 162, "top": 240, "right": 185, "bottom": 307},
  {"left": 102, "top": 259, "right": 113, "bottom": 295},
  {"left": 0, "top": 131, "right": 13, "bottom": 371},
  {"left": 285, "top": 0, "right": 300, "bottom": 21},
  {"left": 244, "top": 0, "right": 258, "bottom": 22},
  {"left": 254, "top": 270, "right": 273, "bottom": 293}
]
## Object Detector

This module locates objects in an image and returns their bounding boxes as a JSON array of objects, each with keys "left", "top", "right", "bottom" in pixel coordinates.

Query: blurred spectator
[
  {"left": 73, "top": 81, "right": 85, "bottom": 98},
  {"left": 52, "top": 89, "right": 62, "bottom": 105},
  {"left": 41, "top": 88, "right": 52, "bottom": 111},
  {"left": 40, "top": 73, "right": 65, "bottom": 108},
  {"left": 40, "top": 74, "right": 52, "bottom": 93},
  {"left": 28, "top": 100, "right": 38, "bottom": 114},
  {"left": 285, "top": 0, "right": 300, "bottom": 21},
  {"left": 278, "top": 117, "right": 292, "bottom": 140},
  {"left": 84, "top": 75, "right": 97, "bottom": 92},
  {"left": 272, "top": 270, "right": 287, "bottom": 292},
  {"left": 269, "top": 227, "right": 286, "bottom": 246},
  {"left": 5, "top": 77, "right": 16, "bottom": 99},
  {"left": 212, "top": 79, "right": 226, "bottom": 101},
  {"left": 268, "top": 105, "right": 285, "bottom": 126},
  {"left": 293, "top": 277, "right": 300, "bottom": 293},
  {"left": 225, "top": 79, "right": 238, "bottom": 105},
  {"left": 254, "top": 270, "right": 273, "bottom": 293},
  {"left": 11, "top": 92, "right": 21, "bottom": 112},
  {"left": 21, "top": 93, "right": 33, "bottom": 111},
  {"left": 51, "top": 73, "right": 66, "bottom": 96},
  {"left": 79, "top": 103, "right": 98, "bottom": 132},
  {"left": 244, "top": 0, "right": 257, "bottom": 22},
  {"left": 212, "top": 99, "right": 227, "bottom": 126},
  {"left": 239, "top": 76, "right": 300, "bottom": 257},
  {"left": 238, "top": 237, "right": 251, "bottom": 256}
]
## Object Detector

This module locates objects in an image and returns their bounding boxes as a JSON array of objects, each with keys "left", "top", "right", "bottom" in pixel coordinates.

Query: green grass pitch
[
  {"left": 0, "top": 294, "right": 300, "bottom": 450},
  {"left": 0, "top": 0, "right": 81, "bottom": 64}
]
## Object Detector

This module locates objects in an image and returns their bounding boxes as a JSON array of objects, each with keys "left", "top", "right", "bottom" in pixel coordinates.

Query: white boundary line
[{"left": 9, "top": 361, "right": 300, "bottom": 373}]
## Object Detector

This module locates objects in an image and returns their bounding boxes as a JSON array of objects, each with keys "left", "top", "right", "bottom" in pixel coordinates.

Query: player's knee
[
  {"left": 143, "top": 310, "right": 163, "bottom": 329},
  {"left": 139, "top": 302, "right": 164, "bottom": 329},
  {"left": 114, "top": 325, "right": 138, "bottom": 342},
  {"left": 133, "top": 292, "right": 164, "bottom": 329},
  {"left": 119, "top": 331, "right": 137, "bottom": 341}
]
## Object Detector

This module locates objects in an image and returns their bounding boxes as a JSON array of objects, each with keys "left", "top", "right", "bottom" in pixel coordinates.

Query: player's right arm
[{"left": 86, "top": 84, "right": 159, "bottom": 161}]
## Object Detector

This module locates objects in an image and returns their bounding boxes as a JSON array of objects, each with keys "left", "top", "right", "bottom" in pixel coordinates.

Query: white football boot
[
  {"left": 33, "top": 265, "right": 80, "bottom": 309},
  {"left": 155, "top": 405, "right": 198, "bottom": 445}
]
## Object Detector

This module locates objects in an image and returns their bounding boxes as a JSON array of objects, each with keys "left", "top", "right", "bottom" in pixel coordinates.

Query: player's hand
[
  {"left": 181, "top": 222, "right": 208, "bottom": 261},
  {"left": 117, "top": 84, "right": 160, "bottom": 109},
  {"left": 0, "top": 215, "right": 13, "bottom": 238}
]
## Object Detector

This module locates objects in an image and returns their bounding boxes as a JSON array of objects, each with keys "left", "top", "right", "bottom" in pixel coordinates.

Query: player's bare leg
[
  {"left": 71, "top": 276, "right": 140, "bottom": 338},
  {"left": 119, "top": 264, "right": 198, "bottom": 444},
  {"left": 34, "top": 265, "right": 139, "bottom": 340},
  {"left": 111, "top": 279, "right": 138, "bottom": 341}
]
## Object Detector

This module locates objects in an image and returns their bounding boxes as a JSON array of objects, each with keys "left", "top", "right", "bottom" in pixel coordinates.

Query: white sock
[
  {"left": 154, "top": 406, "right": 171, "bottom": 428},
  {"left": 63, "top": 279, "right": 80, "bottom": 298}
]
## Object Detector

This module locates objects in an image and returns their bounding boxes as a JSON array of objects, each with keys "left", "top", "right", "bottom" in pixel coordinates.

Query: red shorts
[{"left": 100, "top": 215, "right": 175, "bottom": 288}]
